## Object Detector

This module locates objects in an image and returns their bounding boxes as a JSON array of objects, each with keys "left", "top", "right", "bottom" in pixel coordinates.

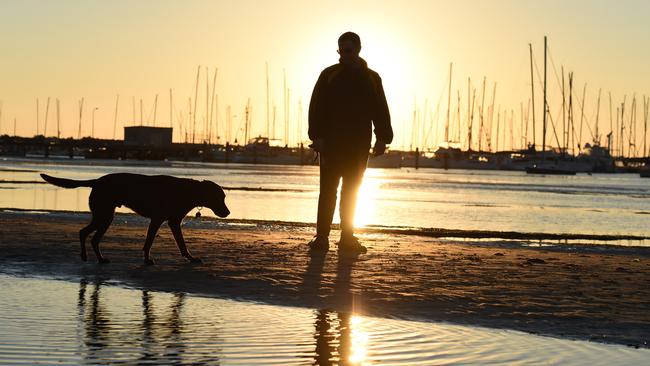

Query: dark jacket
[{"left": 308, "top": 58, "right": 393, "bottom": 155}]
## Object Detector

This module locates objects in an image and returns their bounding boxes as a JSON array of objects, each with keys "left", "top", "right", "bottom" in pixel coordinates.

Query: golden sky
[{"left": 1, "top": 0, "right": 649, "bottom": 152}]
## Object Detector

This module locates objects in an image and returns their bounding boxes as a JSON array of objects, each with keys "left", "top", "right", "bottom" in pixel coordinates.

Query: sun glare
[{"left": 353, "top": 170, "right": 385, "bottom": 227}]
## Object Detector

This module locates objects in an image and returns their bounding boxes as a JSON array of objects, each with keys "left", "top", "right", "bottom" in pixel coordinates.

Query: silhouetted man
[{"left": 308, "top": 31, "right": 393, "bottom": 253}]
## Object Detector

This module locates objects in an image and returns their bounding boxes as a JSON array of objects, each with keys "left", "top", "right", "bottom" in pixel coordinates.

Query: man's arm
[
  {"left": 308, "top": 70, "right": 328, "bottom": 142},
  {"left": 372, "top": 74, "right": 393, "bottom": 145}
]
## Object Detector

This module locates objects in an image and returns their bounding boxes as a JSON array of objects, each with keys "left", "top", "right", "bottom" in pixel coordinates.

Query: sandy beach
[{"left": 1, "top": 210, "right": 649, "bottom": 348}]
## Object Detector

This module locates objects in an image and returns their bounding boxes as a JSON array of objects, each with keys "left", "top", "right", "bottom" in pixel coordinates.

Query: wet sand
[{"left": 1, "top": 210, "right": 649, "bottom": 348}]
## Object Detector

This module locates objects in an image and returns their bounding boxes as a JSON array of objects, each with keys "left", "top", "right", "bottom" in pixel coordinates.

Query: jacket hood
[{"left": 338, "top": 56, "right": 368, "bottom": 69}]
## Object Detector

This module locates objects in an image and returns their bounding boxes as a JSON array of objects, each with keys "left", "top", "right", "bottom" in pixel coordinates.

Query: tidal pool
[{"left": 0, "top": 274, "right": 647, "bottom": 365}]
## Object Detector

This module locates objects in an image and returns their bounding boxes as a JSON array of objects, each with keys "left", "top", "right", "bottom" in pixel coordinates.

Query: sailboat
[{"left": 525, "top": 36, "right": 578, "bottom": 175}]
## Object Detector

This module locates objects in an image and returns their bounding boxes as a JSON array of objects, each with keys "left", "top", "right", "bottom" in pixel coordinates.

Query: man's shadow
[{"left": 302, "top": 251, "right": 361, "bottom": 365}]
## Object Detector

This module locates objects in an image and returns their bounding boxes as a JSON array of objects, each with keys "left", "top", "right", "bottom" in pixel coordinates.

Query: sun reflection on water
[{"left": 349, "top": 315, "right": 369, "bottom": 364}]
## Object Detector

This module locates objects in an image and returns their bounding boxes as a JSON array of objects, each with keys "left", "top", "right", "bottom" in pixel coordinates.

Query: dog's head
[{"left": 200, "top": 180, "right": 230, "bottom": 218}]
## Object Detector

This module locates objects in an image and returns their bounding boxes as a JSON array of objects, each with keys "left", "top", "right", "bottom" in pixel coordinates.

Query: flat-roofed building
[{"left": 124, "top": 126, "right": 172, "bottom": 147}]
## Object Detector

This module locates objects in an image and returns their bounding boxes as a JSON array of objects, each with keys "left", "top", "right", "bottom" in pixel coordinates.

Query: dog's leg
[
  {"left": 79, "top": 223, "right": 96, "bottom": 262},
  {"left": 169, "top": 219, "right": 201, "bottom": 263},
  {"left": 91, "top": 211, "right": 114, "bottom": 264},
  {"left": 143, "top": 219, "right": 163, "bottom": 265}
]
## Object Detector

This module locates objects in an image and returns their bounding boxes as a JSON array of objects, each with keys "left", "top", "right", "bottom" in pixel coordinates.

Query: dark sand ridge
[{"left": 1, "top": 210, "right": 649, "bottom": 348}]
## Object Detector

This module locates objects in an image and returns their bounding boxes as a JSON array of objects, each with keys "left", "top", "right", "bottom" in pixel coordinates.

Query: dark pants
[{"left": 316, "top": 150, "right": 368, "bottom": 239}]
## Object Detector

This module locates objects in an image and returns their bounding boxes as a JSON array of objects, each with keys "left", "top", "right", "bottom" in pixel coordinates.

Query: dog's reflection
[
  {"left": 139, "top": 290, "right": 187, "bottom": 362},
  {"left": 76, "top": 280, "right": 210, "bottom": 364}
]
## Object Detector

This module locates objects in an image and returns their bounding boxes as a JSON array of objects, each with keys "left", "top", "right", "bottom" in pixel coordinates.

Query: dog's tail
[{"left": 40, "top": 173, "right": 97, "bottom": 189}]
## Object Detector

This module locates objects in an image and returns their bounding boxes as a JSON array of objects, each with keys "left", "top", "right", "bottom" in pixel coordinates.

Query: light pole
[{"left": 91, "top": 107, "right": 99, "bottom": 138}]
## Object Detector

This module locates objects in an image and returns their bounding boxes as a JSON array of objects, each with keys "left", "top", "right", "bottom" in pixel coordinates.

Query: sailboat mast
[
  {"left": 169, "top": 89, "right": 173, "bottom": 128},
  {"left": 36, "top": 98, "right": 40, "bottom": 136},
  {"left": 629, "top": 95, "right": 636, "bottom": 157},
  {"left": 187, "top": 97, "right": 191, "bottom": 143},
  {"left": 521, "top": 99, "right": 530, "bottom": 149},
  {"left": 479, "top": 77, "right": 486, "bottom": 152},
  {"left": 445, "top": 62, "right": 452, "bottom": 143},
  {"left": 568, "top": 73, "right": 574, "bottom": 155},
  {"left": 286, "top": 88, "right": 291, "bottom": 146},
  {"left": 192, "top": 65, "right": 200, "bottom": 143},
  {"left": 273, "top": 104, "right": 277, "bottom": 140},
  {"left": 215, "top": 94, "right": 219, "bottom": 144},
  {"left": 469, "top": 88, "right": 476, "bottom": 151},
  {"left": 153, "top": 94, "right": 158, "bottom": 127},
  {"left": 608, "top": 92, "right": 613, "bottom": 154},
  {"left": 488, "top": 82, "right": 497, "bottom": 151},
  {"left": 618, "top": 95, "right": 627, "bottom": 158},
  {"left": 266, "top": 62, "right": 270, "bottom": 138},
  {"left": 495, "top": 106, "right": 500, "bottom": 152},
  {"left": 226, "top": 105, "right": 231, "bottom": 144},
  {"left": 113, "top": 95, "right": 119, "bottom": 140},
  {"left": 411, "top": 101, "right": 416, "bottom": 151},
  {"left": 43, "top": 97, "right": 50, "bottom": 137},
  {"left": 529, "top": 43, "right": 536, "bottom": 149},
  {"left": 595, "top": 88, "right": 601, "bottom": 145},
  {"left": 561, "top": 66, "right": 569, "bottom": 153},
  {"left": 244, "top": 98, "right": 251, "bottom": 143},
  {"left": 642, "top": 95, "right": 650, "bottom": 158},
  {"left": 297, "top": 98, "right": 303, "bottom": 145},
  {"left": 542, "top": 36, "right": 547, "bottom": 155},
  {"left": 510, "top": 109, "right": 514, "bottom": 151},
  {"left": 456, "top": 90, "right": 461, "bottom": 144},
  {"left": 283, "top": 69, "right": 288, "bottom": 145},
  {"left": 205, "top": 66, "right": 209, "bottom": 142},
  {"left": 77, "top": 98, "right": 84, "bottom": 139},
  {"left": 209, "top": 68, "right": 218, "bottom": 144},
  {"left": 579, "top": 84, "right": 587, "bottom": 153},
  {"left": 56, "top": 99, "right": 60, "bottom": 139},
  {"left": 466, "top": 78, "right": 472, "bottom": 150}
]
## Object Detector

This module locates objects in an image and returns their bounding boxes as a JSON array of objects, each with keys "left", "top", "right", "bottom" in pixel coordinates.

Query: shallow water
[
  {"left": 0, "top": 274, "right": 647, "bottom": 365},
  {"left": 2, "top": 157, "right": 650, "bottom": 241}
]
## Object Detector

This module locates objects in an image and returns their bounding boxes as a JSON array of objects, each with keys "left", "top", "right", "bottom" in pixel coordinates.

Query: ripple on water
[{"left": 0, "top": 274, "right": 647, "bottom": 365}]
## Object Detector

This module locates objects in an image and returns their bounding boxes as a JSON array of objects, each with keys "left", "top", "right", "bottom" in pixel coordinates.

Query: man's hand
[
  {"left": 309, "top": 138, "right": 324, "bottom": 153},
  {"left": 373, "top": 141, "right": 387, "bottom": 157}
]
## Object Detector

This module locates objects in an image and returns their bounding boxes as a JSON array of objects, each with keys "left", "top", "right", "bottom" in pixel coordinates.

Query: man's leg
[
  {"left": 339, "top": 153, "right": 368, "bottom": 240},
  {"left": 316, "top": 154, "right": 342, "bottom": 239}
]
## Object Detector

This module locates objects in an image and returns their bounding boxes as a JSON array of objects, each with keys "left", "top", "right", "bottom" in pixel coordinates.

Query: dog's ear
[{"left": 201, "top": 180, "right": 224, "bottom": 193}]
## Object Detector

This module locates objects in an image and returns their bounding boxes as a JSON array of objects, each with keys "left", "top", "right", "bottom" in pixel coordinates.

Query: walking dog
[{"left": 40, "top": 173, "right": 230, "bottom": 264}]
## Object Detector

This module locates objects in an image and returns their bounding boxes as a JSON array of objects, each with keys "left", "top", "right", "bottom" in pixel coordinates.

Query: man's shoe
[
  {"left": 308, "top": 236, "right": 329, "bottom": 252},
  {"left": 337, "top": 235, "right": 367, "bottom": 254}
]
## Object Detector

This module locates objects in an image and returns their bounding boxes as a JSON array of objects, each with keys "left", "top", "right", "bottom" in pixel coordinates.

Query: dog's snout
[{"left": 214, "top": 206, "right": 230, "bottom": 218}]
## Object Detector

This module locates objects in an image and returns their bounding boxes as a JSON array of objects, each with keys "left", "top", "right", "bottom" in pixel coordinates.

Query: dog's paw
[
  {"left": 98, "top": 257, "right": 110, "bottom": 264},
  {"left": 144, "top": 258, "right": 155, "bottom": 266}
]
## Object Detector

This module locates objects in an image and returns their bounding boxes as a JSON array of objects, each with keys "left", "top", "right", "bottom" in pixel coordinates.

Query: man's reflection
[{"left": 307, "top": 252, "right": 363, "bottom": 365}]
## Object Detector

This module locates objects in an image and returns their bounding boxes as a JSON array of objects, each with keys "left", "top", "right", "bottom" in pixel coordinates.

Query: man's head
[{"left": 338, "top": 31, "right": 361, "bottom": 65}]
